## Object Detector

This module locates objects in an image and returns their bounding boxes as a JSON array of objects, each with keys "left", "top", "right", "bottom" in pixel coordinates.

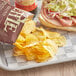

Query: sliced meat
[
  {"left": 56, "top": 15, "right": 73, "bottom": 27},
  {"left": 47, "top": 10, "right": 59, "bottom": 18},
  {"left": 71, "top": 17, "right": 76, "bottom": 26},
  {"left": 42, "top": 6, "right": 74, "bottom": 27},
  {"left": 42, "top": 8, "right": 62, "bottom": 26}
]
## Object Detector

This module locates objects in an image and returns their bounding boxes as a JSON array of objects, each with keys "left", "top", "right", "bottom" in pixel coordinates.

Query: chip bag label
[{"left": 0, "top": 0, "right": 34, "bottom": 44}]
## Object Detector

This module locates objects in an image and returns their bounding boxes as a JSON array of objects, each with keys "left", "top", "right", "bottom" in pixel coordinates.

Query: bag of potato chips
[{"left": 0, "top": 0, "right": 34, "bottom": 44}]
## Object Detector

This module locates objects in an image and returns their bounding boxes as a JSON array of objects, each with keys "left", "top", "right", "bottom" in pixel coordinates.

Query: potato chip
[
  {"left": 43, "top": 39, "right": 58, "bottom": 54},
  {"left": 32, "top": 30, "right": 46, "bottom": 41},
  {"left": 50, "top": 36, "right": 66, "bottom": 47},
  {"left": 13, "top": 42, "right": 23, "bottom": 49},
  {"left": 47, "top": 31, "right": 61, "bottom": 38},
  {"left": 32, "top": 45, "right": 49, "bottom": 54},
  {"left": 36, "top": 27, "right": 60, "bottom": 39},
  {"left": 32, "top": 45, "right": 51, "bottom": 62},
  {"left": 24, "top": 34, "right": 39, "bottom": 47},
  {"left": 24, "top": 47, "right": 36, "bottom": 60},
  {"left": 14, "top": 47, "right": 24, "bottom": 56},
  {"left": 36, "top": 54, "right": 50, "bottom": 62},
  {"left": 20, "top": 20, "right": 36, "bottom": 37},
  {"left": 23, "top": 45, "right": 50, "bottom": 62},
  {"left": 13, "top": 21, "right": 66, "bottom": 63},
  {"left": 36, "top": 27, "right": 50, "bottom": 38},
  {"left": 32, "top": 30, "right": 43, "bottom": 36},
  {"left": 16, "top": 35, "right": 25, "bottom": 43},
  {"left": 43, "top": 46, "right": 55, "bottom": 57},
  {"left": 46, "top": 30, "right": 66, "bottom": 47}
]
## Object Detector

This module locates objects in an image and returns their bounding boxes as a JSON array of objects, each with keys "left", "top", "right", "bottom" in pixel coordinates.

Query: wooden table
[{"left": 0, "top": 61, "right": 76, "bottom": 76}]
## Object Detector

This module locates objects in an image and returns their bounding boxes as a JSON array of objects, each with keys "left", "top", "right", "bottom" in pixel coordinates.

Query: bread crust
[{"left": 39, "top": 14, "right": 76, "bottom": 32}]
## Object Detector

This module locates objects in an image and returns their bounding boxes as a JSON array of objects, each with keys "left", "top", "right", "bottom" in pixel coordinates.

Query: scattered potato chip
[
  {"left": 36, "top": 27, "right": 50, "bottom": 38},
  {"left": 25, "top": 34, "right": 39, "bottom": 47},
  {"left": 20, "top": 20, "right": 36, "bottom": 37},
  {"left": 13, "top": 42, "right": 23, "bottom": 49},
  {"left": 14, "top": 20, "right": 66, "bottom": 63},
  {"left": 14, "top": 47, "right": 24, "bottom": 56},
  {"left": 32, "top": 45, "right": 51, "bottom": 62},
  {"left": 43, "top": 39, "right": 58, "bottom": 54},
  {"left": 36, "top": 53, "right": 50, "bottom": 62},
  {"left": 47, "top": 31, "right": 61, "bottom": 38},
  {"left": 16, "top": 35, "right": 25, "bottom": 43},
  {"left": 50, "top": 36, "right": 66, "bottom": 47},
  {"left": 45, "top": 31, "right": 66, "bottom": 47},
  {"left": 24, "top": 47, "right": 36, "bottom": 60},
  {"left": 32, "top": 30, "right": 46, "bottom": 41}
]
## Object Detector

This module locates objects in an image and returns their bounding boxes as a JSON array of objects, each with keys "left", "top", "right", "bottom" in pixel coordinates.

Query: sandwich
[{"left": 39, "top": 0, "right": 76, "bottom": 31}]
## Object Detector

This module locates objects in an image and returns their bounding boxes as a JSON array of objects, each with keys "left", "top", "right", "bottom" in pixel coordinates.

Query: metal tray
[{"left": 0, "top": 0, "right": 76, "bottom": 71}]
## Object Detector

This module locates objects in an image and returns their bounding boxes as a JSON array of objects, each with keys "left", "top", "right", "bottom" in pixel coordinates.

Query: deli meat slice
[
  {"left": 42, "top": 7, "right": 62, "bottom": 26},
  {"left": 56, "top": 15, "right": 73, "bottom": 27},
  {"left": 72, "top": 17, "right": 76, "bottom": 25},
  {"left": 42, "top": 6, "right": 74, "bottom": 27}
]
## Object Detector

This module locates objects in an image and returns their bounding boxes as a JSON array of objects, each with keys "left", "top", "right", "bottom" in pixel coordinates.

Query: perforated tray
[{"left": 0, "top": 0, "right": 76, "bottom": 71}]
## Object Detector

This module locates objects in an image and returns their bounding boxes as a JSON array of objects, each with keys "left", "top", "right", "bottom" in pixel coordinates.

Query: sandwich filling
[{"left": 42, "top": 0, "right": 76, "bottom": 27}]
